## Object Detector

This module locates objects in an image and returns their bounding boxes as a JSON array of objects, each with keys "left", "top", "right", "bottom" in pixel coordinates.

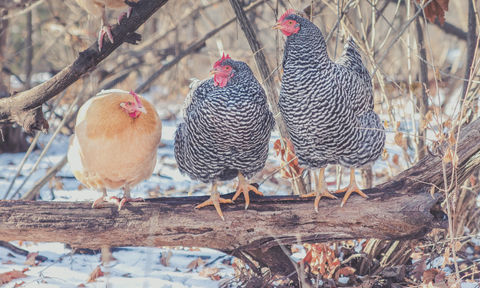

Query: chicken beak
[
  {"left": 272, "top": 23, "right": 283, "bottom": 30},
  {"left": 210, "top": 69, "right": 219, "bottom": 75},
  {"left": 138, "top": 106, "right": 147, "bottom": 114}
]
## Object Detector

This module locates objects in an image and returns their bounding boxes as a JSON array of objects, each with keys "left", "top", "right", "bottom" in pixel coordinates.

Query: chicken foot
[
  {"left": 232, "top": 172, "right": 263, "bottom": 210},
  {"left": 334, "top": 168, "right": 368, "bottom": 207},
  {"left": 300, "top": 168, "right": 337, "bottom": 213},
  {"left": 98, "top": 6, "right": 114, "bottom": 51},
  {"left": 195, "top": 182, "right": 232, "bottom": 221},
  {"left": 115, "top": 184, "right": 144, "bottom": 210},
  {"left": 92, "top": 188, "right": 121, "bottom": 208},
  {"left": 117, "top": 7, "right": 132, "bottom": 24}
]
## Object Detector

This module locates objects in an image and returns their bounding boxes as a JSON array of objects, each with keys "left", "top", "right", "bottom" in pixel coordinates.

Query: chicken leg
[
  {"left": 335, "top": 168, "right": 368, "bottom": 207},
  {"left": 116, "top": 184, "right": 144, "bottom": 210},
  {"left": 300, "top": 168, "right": 337, "bottom": 213},
  {"left": 92, "top": 188, "right": 121, "bottom": 208},
  {"left": 98, "top": 6, "right": 114, "bottom": 51},
  {"left": 232, "top": 172, "right": 263, "bottom": 210},
  {"left": 195, "top": 181, "right": 232, "bottom": 221}
]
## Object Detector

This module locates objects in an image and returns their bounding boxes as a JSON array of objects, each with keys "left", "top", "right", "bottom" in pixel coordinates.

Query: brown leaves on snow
[
  {"left": 0, "top": 269, "right": 28, "bottom": 286},
  {"left": 86, "top": 266, "right": 104, "bottom": 283}
]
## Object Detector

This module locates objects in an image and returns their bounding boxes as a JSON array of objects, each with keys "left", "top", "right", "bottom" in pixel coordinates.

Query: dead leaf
[
  {"left": 274, "top": 138, "right": 304, "bottom": 179},
  {"left": 199, "top": 267, "right": 220, "bottom": 277},
  {"left": 410, "top": 82, "right": 422, "bottom": 96},
  {"left": 77, "top": 184, "right": 85, "bottom": 190},
  {"left": 383, "top": 120, "right": 389, "bottom": 129},
  {"left": 447, "top": 274, "right": 456, "bottom": 287},
  {"left": 454, "top": 241, "right": 462, "bottom": 252},
  {"left": 384, "top": 83, "right": 395, "bottom": 94},
  {"left": 86, "top": 266, "right": 104, "bottom": 283},
  {"left": 382, "top": 148, "right": 389, "bottom": 161},
  {"left": 13, "top": 281, "right": 25, "bottom": 287},
  {"left": 23, "top": 252, "right": 38, "bottom": 266},
  {"left": 430, "top": 185, "right": 436, "bottom": 197},
  {"left": 443, "top": 148, "right": 458, "bottom": 167},
  {"left": 394, "top": 131, "right": 406, "bottom": 148},
  {"left": 187, "top": 257, "right": 204, "bottom": 269},
  {"left": 0, "top": 270, "right": 28, "bottom": 285},
  {"left": 435, "top": 67, "right": 443, "bottom": 84},
  {"left": 448, "top": 132, "right": 456, "bottom": 146},
  {"left": 2, "top": 260, "right": 15, "bottom": 264},
  {"left": 77, "top": 284, "right": 86, "bottom": 287},
  {"left": 423, "top": 268, "right": 440, "bottom": 284},
  {"left": 434, "top": 269, "right": 446, "bottom": 283},
  {"left": 442, "top": 120, "right": 452, "bottom": 130},
  {"left": 412, "top": 255, "right": 428, "bottom": 281},
  {"left": 416, "top": 0, "right": 449, "bottom": 26},
  {"left": 160, "top": 251, "right": 173, "bottom": 267},
  {"left": 392, "top": 154, "right": 400, "bottom": 166},
  {"left": 210, "top": 274, "right": 221, "bottom": 281}
]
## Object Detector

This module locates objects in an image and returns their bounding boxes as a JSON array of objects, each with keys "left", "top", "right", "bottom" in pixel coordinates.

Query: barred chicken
[
  {"left": 174, "top": 54, "right": 275, "bottom": 220},
  {"left": 68, "top": 89, "right": 162, "bottom": 210},
  {"left": 273, "top": 9, "right": 385, "bottom": 212}
]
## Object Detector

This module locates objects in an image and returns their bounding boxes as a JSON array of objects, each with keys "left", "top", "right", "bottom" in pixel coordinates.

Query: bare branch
[{"left": 0, "top": 0, "right": 170, "bottom": 132}]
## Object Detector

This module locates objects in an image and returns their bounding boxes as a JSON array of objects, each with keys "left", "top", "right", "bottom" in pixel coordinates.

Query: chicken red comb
[
  {"left": 213, "top": 53, "right": 231, "bottom": 69},
  {"left": 129, "top": 90, "right": 143, "bottom": 106},
  {"left": 278, "top": 8, "right": 295, "bottom": 23}
]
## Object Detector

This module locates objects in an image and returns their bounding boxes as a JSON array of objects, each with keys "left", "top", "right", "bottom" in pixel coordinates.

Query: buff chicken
[
  {"left": 274, "top": 9, "right": 385, "bottom": 212},
  {"left": 68, "top": 89, "right": 162, "bottom": 210},
  {"left": 174, "top": 54, "right": 275, "bottom": 221},
  {"left": 75, "top": 0, "right": 139, "bottom": 50}
]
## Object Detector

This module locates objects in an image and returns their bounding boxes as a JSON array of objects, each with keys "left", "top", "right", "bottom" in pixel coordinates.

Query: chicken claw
[
  {"left": 117, "top": 196, "right": 144, "bottom": 211},
  {"left": 117, "top": 7, "right": 133, "bottom": 24},
  {"left": 195, "top": 183, "right": 232, "bottom": 221},
  {"left": 98, "top": 24, "right": 114, "bottom": 51},
  {"left": 92, "top": 194, "right": 121, "bottom": 208},
  {"left": 232, "top": 172, "right": 263, "bottom": 210},
  {"left": 301, "top": 188, "right": 337, "bottom": 213},
  {"left": 301, "top": 168, "right": 337, "bottom": 213},
  {"left": 334, "top": 168, "right": 368, "bottom": 207}
]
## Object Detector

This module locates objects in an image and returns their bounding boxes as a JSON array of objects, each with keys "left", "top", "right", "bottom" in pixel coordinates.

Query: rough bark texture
[{"left": 0, "top": 0, "right": 169, "bottom": 133}]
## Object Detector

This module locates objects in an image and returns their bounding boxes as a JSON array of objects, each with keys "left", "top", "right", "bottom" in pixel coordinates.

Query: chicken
[
  {"left": 273, "top": 9, "right": 385, "bottom": 212},
  {"left": 75, "top": 0, "right": 139, "bottom": 50},
  {"left": 68, "top": 89, "right": 162, "bottom": 210},
  {"left": 174, "top": 53, "right": 275, "bottom": 220}
]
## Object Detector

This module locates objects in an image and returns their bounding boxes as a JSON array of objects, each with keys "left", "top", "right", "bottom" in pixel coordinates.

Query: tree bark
[
  {"left": 0, "top": 0, "right": 170, "bottom": 133},
  {"left": 415, "top": 8, "right": 428, "bottom": 161}
]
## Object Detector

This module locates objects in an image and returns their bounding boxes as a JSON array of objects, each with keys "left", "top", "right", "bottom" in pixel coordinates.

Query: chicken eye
[
  {"left": 224, "top": 66, "right": 230, "bottom": 70},
  {"left": 288, "top": 21, "right": 293, "bottom": 25},
  {"left": 127, "top": 102, "right": 132, "bottom": 106}
]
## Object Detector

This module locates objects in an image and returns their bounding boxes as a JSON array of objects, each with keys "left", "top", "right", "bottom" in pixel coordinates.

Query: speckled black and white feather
[
  {"left": 279, "top": 14, "right": 385, "bottom": 170},
  {"left": 174, "top": 59, "right": 275, "bottom": 183}
]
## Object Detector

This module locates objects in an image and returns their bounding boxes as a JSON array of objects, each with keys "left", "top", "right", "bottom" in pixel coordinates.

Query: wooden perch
[
  {"left": 0, "top": 0, "right": 170, "bottom": 133},
  {"left": 4, "top": 117, "right": 480, "bottom": 251}
]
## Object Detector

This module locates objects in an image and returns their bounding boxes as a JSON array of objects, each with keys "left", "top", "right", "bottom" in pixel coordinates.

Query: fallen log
[{"left": 2, "top": 117, "right": 480, "bottom": 252}]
